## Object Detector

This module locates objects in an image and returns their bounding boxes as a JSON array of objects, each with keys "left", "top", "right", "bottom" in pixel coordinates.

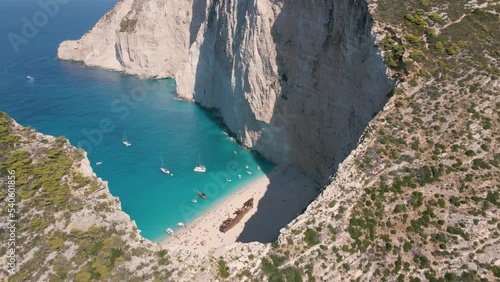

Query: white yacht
[
  {"left": 122, "top": 133, "right": 132, "bottom": 147},
  {"left": 193, "top": 153, "right": 206, "bottom": 173},
  {"left": 165, "top": 228, "right": 174, "bottom": 235},
  {"left": 194, "top": 165, "right": 206, "bottom": 173}
]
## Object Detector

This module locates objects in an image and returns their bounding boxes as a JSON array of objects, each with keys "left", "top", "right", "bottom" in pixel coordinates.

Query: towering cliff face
[{"left": 58, "top": 0, "right": 393, "bottom": 183}]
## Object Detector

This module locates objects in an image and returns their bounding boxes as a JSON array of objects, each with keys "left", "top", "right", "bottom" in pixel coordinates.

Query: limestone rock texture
[{"left": 58, "top": 0, "right": 394, "bottom": 183}]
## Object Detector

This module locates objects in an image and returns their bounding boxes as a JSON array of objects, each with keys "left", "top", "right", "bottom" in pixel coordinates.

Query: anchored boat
[
  {"left": 160, "top": 156, "right": 171, "bottom": 175},
  {"left": 197, "top": 191, "right": 207, "bottom": 199},
  {"left": 165, "top": 228, "right": 174, "bottom": 235},
  {"left": 193, "top": 153, "right": 206, "bottom": 173},
  {"left": 122, "top": 133, "right": 132, "bottom": 147}
]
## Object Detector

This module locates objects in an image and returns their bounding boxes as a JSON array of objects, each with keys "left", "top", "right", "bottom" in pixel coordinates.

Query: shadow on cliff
[
  {"left": 189, "top": 0, "right": 207, "bottom": 45},
  {"left": 235, "top": 0, "right": 394, "bottom": 243},
  {"left": 235, "top": 165, "right": 320, "bottom": 243}
]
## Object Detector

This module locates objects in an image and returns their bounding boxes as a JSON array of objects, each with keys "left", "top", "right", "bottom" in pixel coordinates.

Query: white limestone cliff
[{"left": 58, "top": 0, "right": 393, "bottom": 183}]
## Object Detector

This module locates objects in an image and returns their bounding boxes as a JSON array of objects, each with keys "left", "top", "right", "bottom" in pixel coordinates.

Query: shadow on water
[{"left": 190, "top": 0, "right": 393, "bottom": 243}]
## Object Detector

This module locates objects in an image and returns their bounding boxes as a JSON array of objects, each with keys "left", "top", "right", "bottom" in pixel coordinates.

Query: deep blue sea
[{"left": 0, "top": 0, "right": 273, "bottom": 241}]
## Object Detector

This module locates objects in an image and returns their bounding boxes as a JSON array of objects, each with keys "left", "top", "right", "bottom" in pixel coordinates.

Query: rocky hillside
[
  {"left": 0, "top": 112, "right": 169, "bottom": 281},
  {"left": 58, "top": 0, "right": 394, "bottom": 184},
  {"left": 1, "top": 0, "right": 498, "bottom": 281}
]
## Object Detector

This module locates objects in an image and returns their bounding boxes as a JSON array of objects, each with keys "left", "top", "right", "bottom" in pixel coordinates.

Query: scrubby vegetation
[
  {"left": 253, "top": 1, "right": 498, "bottom": 281},
  {"left": 119, "top": 17, "right": 138, "bottom": 33},
  {"left": 0, "top": 112, "right": 168, "bottom": 281},
  {"left": 218, "top": 259, "right": 230, "bottom": 278}
]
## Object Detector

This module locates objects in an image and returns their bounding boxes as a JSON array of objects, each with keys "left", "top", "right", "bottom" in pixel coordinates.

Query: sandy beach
[{"left": 160, "top": 165, "right": 319, "bottom": 254}]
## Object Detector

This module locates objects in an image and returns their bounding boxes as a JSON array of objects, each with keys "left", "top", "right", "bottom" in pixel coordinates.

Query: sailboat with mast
[
  {"left": 122, "top": 133, "right": 132, "bottom": 147},
  {"left": 160, "top": 156, "right": 171, "bottom": 175},
  {"left": 193, "top": 153, "right": 206, "bottom": 173}
]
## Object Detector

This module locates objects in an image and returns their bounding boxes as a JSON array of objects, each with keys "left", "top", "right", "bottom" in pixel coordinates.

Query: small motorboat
[
  {"left": 176, "top": 222, "right": 186, "bottom": 228},
  {"left": 245, "top": 165, "right": 249, "bottom": 169},
  {"left": 165, "top": 228, "right": 174, "bottom": 235},
  {"left": 26, "top": 75, "right": 34, "bottom": 81},
  {"left": 237, "top": 175, "right": 242, "bottom": 179},
  {"left": 226, "top": 179, "right": 232, "bottom": 183},
  {"left": 191, "top": 198, "right": 197, "bottom": 203},
  {"left": 122, "top": 133, "right": 132, "bottom": 147},
  {"left": 246, "top": 171, "right": 252, "bottom": 175},
  {"left": 233, "top": 151, "right": 237, "bottom": 155},
  {"left": 197, "top": 191, "right": 207, "bottom": 199},
  {"left": 257, "top": 166, "right": 261, "bottom": 170},
  {"left": 96, "top": 162, "right": 102, "bottom": 165}
]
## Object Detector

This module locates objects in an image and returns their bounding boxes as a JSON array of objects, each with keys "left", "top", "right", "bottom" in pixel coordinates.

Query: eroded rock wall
[{"left": 58, "top": 0, "right": 393, "bottom": 183}]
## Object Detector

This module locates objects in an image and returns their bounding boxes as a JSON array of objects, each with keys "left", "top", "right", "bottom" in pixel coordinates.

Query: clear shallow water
[{"left": 0, "top": 0, "right": 273, "bottom": 241}]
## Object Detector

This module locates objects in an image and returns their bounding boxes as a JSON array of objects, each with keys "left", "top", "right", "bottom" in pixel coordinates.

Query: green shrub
[
  {"left": 493, "top": 265, "right": 500, "bottom": 278},
  {"left": 465, "top": 150, "right": 476, "bottom": 156},
  {"left": 394, "top": 204, "right": 407, "bottom": 213},
  {"left": 74, "top": 271, "right": 91, "bottom": 282},
  {"left": 403, "top": 241, "right": 412, "bottom": 252},
  {"left": 241, "top": 269, "right": 251, "bottom": 277},
  {"left": 406, "top": 33, "right": 421, "bottom": 43},
  {"left": 429, "top": 12, "right": 443, "bottom": 23},
  {"left": 304, "top": 228, "right": 320, "bottom": 246},
  {"left": 48, "top": 237, "right": 65, "bottom": 250},
  {"left": 282, "top": 267, "right": 304, "bottom": 282},
  {"left": 54, "top": 136, "right": 66, "bottom": 144},
  {"left": 119, "top": 18, "right": 138, "bottom": 33},
  {"left": 410, "top": 50, "right": 425, "bottom": 61},
  {"left": 218, "top": 259, "right": 230, "bottom": 278},
  {"left": 404, "top": 13, "right": 427, "bottom": 27},
  {"left": 425, "top": 28, "right": 437, "bottom": 40},
  {"left": 486, "top": 191, "right": 499, "bottom": 206},
  {"left": 446, "top": 226, "right": 470, "bottom": 240},
  {"left": 28, "top": 218, "right": 48, "bottom": 232},
  {"left": 261, "top": 257, "right": 279, "bottom": 276},
  {"left": 328, "top": 200, "right": 336, "bottom": 208},
  {"left": 472, "top": 158, "right": 491, "bottom": 170}
]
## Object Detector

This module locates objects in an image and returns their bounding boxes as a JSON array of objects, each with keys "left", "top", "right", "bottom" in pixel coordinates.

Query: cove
[{"left": 0, "top": 0, "right": 273, "bottom": 241}]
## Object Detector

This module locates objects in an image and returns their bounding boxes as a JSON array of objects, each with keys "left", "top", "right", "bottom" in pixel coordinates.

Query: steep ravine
[{"left": 58, "top": 0, "right": 394, "bottom": 184}]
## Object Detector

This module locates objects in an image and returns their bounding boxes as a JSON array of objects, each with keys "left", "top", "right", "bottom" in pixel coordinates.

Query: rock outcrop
[{"left": 58, "top": 0, "right": 393, "bottom": 183}]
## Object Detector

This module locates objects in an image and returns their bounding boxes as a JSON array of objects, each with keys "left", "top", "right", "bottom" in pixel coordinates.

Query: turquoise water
[{"left": 0, "top": 0, "right": 273, "bottom": 241}]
